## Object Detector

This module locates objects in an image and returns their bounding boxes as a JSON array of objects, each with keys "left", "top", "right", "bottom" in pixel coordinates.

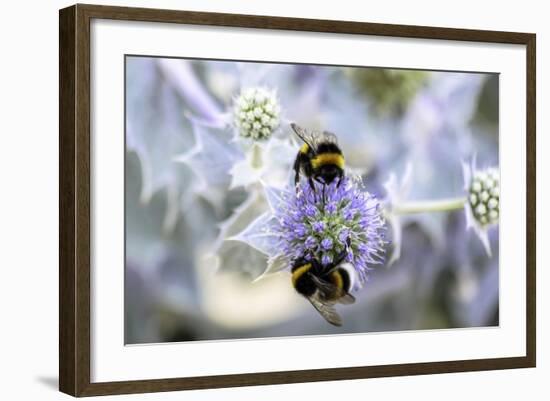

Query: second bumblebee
[{"left": 291, "top": 250, "right": 356, "bottom": 326}]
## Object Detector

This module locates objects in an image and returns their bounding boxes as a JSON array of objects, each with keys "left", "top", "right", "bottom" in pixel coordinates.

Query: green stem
[
  {"left": 250, "top": 143, "right": 264, "bottom": 169},
  {"left": 393, "top": 197, "right": 466, "bottom": 215}
]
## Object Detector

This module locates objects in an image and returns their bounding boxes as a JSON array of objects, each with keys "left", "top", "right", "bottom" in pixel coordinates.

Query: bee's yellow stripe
[
  {"left": 292, "top": 263, "right": 312, "bottom": 286},
  {"left": 311, "top": 153, "right": 345, "bottom": 169},
  {"left": 330, "top": 271, "right": 344, "bottom": 290},
  {"left": 299, "top": 143, "right": 309, "bottom": 154}
]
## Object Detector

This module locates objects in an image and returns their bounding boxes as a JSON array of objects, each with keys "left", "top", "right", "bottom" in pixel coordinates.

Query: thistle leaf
[
  {"left": 126, "top": 57, "right": 194, "bottom": 204},
  {"left": 227, "top": 212, "right": 279, "bottom": 256},
  {"left": 253, "top": 254, "right": 289, "bottom": 282},
  {"left": 175, "top": 121, "right": 243, "bottom": 188}
]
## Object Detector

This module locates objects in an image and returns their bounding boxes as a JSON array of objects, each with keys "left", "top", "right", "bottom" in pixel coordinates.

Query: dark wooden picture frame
[{"left": 59, "top": 3, "right": 536, "bottom": 397}]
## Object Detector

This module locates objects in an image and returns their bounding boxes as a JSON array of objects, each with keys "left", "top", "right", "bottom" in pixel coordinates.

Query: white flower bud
[
  {"left": 244, "top": 89, "right": 255, "bottom": 101},
  {"left": 468, "top": 166, "right": 500, "bottom": 227},
  {"left": 237, "top": 97, "right": 249, "bottom": 109},
  {"left": 475, "top": 203, "right": 487, "bottom": 216},
  {"left": 233, "top": 87, "right": 281, "bottom": 140}
]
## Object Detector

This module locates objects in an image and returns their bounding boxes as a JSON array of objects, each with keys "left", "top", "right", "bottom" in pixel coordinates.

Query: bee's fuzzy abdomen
[
  {"left": 337, "top": 263, "right": 355, "bottom": 293},
  {"left": 311, "top": 153, "right": 345, "bottom": 170}
]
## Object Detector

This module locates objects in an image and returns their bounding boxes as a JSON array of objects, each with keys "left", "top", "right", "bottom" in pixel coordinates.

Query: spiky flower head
[
  {"left": 233, "top": 87, "right": 280, "bottom": 140},
  {"left": 463, "top": 158, "right": 499, "bottom": 256},
  {"left": 467, "top": 167, "right": 500, "bottom": 227},
  {"left": 271, "top": 177, "right": 387, "bottom": 288}
]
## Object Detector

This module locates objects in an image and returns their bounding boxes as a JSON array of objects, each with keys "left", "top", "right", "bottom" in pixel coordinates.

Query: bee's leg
[
  {"left": 337, "top": 173, "right": 343, "bottom": 188},
  {"left": 334, "top": 248, "right": 348, "bottom": 266},
  {"left": 293, "top": 154, "right": 301, "bottom": 189},
  {"left": 330, "top": 239, "right": 351, "bottom": 271},
  {"left": 313, "top": 177, "right": 326, "bottom": 206},
  {"left": 308, "top": 176, "right": 316, "bottom": 192},
  {"left": 324, "top": 249, "right": 349, "bottom": 276},
  {"left": 308, "top": 176, "right": 317, "bottom": 200}
]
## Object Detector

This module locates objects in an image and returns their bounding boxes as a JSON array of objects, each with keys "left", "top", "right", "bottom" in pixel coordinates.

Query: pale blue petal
[
  {"left": 229, "top": 157, "right": 263, "bottom": 189},
  {"left": 253, "top": 254, "right": 289, "bottom": 282},
  {"left": 175, "top": 121, "right": 243, "bottom": 188},
  {"left": 228, "top": 212, "right": 279, "bottom": 256},
  {"left": 157, "top": 58, "right": 223, "bottom": 124},
  {"left": 263, "top": 184, "right": 290, "bottom": 213}
]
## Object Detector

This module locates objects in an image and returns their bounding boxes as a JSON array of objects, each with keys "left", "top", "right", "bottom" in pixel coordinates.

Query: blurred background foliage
[{"left": 125, "top": 57, "right": 498, "bottom": 344}]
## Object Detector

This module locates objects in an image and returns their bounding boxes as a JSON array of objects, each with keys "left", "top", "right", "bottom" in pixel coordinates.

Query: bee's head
[{"left": 318, "top": 165, "right": 341, "bottom": 184}]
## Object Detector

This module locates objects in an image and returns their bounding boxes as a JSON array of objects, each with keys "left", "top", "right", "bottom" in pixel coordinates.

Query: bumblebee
[
  {"left": 291, "top": 251, "right": 356, "bottom": 326},
  {"left": 291, "top": 123, "right": 345, "bottom": 191}
]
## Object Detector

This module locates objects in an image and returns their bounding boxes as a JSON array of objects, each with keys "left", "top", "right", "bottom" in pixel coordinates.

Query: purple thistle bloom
[
  {"left": 271, "top": 177, "right": 387, "bottom": 290},
  {"left": 321, "top": 238, "right": 333, "bottom": 250},
  {"left": 294, "top": 224, "right": 307, "bottom": 237},
  {"left": 342, "top": 207, "right": 356, "bottom": 221},
  {"left": 321, "top": 253, "right": 333, "bottom": 266},
  {"left": 325, "top": 202, "right": 338, "bottom": 214},
  {"left": 312, "top": 221, "right": 326, "bottom": 233},
  {"left": 345, "top": 248, "right": 354, "bottom": 262},
  {"left": 338, "top": 228, "right": 350, "bottom": 244},
  {"left": 357, "top": 242, "right": 369, "bottom": 253},
  {"left": 305, "top": 236, "right": 317, "bottom": 249},
  {"left": 304, "top": 204, "right": 318, "bottom": 217}
]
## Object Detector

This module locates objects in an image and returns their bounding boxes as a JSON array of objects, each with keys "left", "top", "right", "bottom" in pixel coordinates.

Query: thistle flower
[
  {"left": 463, "top": 159, "right": 499, "bottom": 256},
  {"left": 349, "top": 68, "right": 429, "bottom": 114},
  {"left": 467, "top": 168, "right": 500, "bottom": 226},
  {"left": 233, "top": 87, "right": 280, "bottom": 140},
  {"left": 270, "top": 177, "right": 387, "bottom": 288}
]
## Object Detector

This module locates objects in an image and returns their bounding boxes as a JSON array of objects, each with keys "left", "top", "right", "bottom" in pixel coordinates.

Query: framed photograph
[{"left": 59, "top": 4, "right": 536, "bottom": 397}]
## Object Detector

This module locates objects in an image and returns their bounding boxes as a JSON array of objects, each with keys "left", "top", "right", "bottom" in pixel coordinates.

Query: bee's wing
[
  {"left": 290, "top": 123, "right": 321, "bottom": 151},
  {"left": 309, "top": 274, "right": 356, "bottom": 305},
  {"left": 337, "top": 293, "right": 356, "bottom": 305},
  {"left": 307, "top": 294, "right": 343, "bottom": 326},
  {"left": 321, "top": 130, "right": 339, "bottom": 145}
]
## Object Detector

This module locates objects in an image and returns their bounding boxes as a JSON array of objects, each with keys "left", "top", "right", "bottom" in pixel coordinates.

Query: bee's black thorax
[{"left": 316, "top": 142, "right": 342, "bottom": 155}]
